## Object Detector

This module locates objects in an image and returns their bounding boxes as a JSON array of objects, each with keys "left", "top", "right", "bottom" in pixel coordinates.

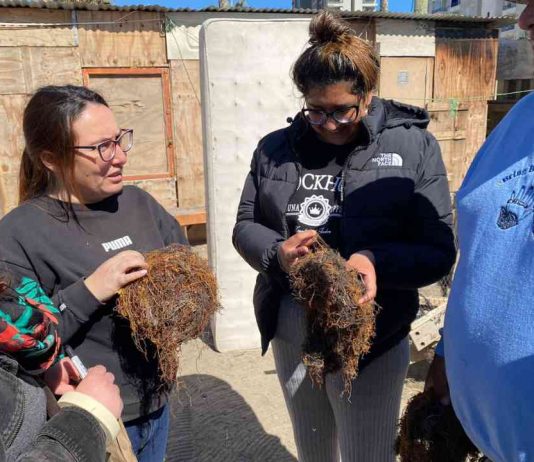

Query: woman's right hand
[
  {"left": 75, "top": 366, "right": 123, "bottom": 419},
  {"left": 84, "top": 250, "right": 148, "bottom": 303},
  {"left": 277, "top": 230, "right": 317, "bottom": 272}
]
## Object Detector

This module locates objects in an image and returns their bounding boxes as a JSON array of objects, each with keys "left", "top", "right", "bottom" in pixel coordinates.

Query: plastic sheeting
[{"left": 200, "top": 18, "right": 310, "bottom": 351}]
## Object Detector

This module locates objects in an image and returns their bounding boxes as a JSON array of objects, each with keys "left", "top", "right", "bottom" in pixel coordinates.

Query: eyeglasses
[
  {"left": 74, "top": 129, "right": 134, "bottom": 162},
  {"left": 302, "top": 106, "right": 360, "bottom": 126}
]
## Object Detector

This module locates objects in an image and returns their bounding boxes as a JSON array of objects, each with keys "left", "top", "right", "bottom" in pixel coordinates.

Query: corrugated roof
[{"left": 0, "top": 0, "right": 515, "bottom": 25}]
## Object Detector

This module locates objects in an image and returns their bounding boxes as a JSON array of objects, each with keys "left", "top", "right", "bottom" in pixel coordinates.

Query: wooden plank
[
  {"left": 379, "top": 57, "right": 434, "bottom": 105},
  {"left": 0, "top": 94, "right": 27, "bottom": 215},
  {"left": 0, "top": 173, "right": 20, "bottom": 217},
  {"left": 410, "top": 304, "right": 446, "bottom": 351},
  {"left": 0, "top": 47, "right": 81, "bottom": 95},
  {"left": 77, "top": 11, "right": 166, "bottom": 67},
  {"left": 465, "top": 101, "right": 488, "bottom": 178},
  {"left": 0, "top": 8, "right": 76, "bottom": 47},
  {"left": 439, "top": 138, "right": 468, "bottom": 192},
  {"left": 125, "top": 178, "right": 177, "bottom": 210},
  {"left": 85, "top": 69, "right": 173, "bottom": 179},
  {"left": 0, "top": 48, "right": 26, "bottom": 94},
  {"left": 27, "top": 47, "right": 82, "bottom": 90},
  {"left": 0, "top": 94, "right": 26, "bottom": 175},
  {"left": 170, "top": 60, "right": 205, "bottom": 210},
  {"left": 434, "top": 38, "right": 498, "bottom": 99},
  {"left": 174, "top": 208, "right": 206, "bottom": 226},
  {"left": 432, "top": 130, "right": 467, "bottom": 141},
  {"left": 427, "top": 106, "right": 470, "bottom": 192}
]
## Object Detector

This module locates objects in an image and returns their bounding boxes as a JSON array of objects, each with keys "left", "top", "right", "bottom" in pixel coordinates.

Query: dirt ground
[
  {"left": 166, "top": 338, "right": 428, "bottom": 461},
  {"left": 165, "top": 242, "right": 431, "bottom": 461}
]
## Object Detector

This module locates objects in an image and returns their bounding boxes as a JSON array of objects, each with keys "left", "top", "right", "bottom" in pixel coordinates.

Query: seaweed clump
[
  {"left": 116, "top": 244, "right": 219, "bottom": 384},
  {"left": 396, "top": 389, "right": 482, "bottom": 462},
  {"left": 288, "top": 237, "right": 378, "bottom": 394}
]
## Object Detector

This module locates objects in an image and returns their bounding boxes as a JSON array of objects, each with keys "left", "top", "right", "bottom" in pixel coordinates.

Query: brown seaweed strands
[
  {"left": 116, "top": 244, "right": 219, "bottom": 384},
  {"left": 396, "top": 389, "right": 482, "bottom": 462},
  {"left": 289, "top": 235, "right": 378, "bottom": 394}
]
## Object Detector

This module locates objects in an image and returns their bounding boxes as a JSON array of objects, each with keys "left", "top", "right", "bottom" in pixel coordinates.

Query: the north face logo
[{"left": 371, "top": 153, "right": 403, "bottom": 167}]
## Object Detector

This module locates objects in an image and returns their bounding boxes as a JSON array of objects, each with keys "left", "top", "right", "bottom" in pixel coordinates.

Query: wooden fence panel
[
  {"left": 170, "top": 60, "right": 204, "bottom": 210},
  {"left": 379, "top": 57, "right": 434, "bottom": 105},
  {"left": 0, "top": 95, "right": 27, "bottom": 215},
  {"left": 77, "top": 11, "right": 166, "bottom": 67},
  {"left": 0, "top": 47, "right": 82, "bottom": 95},
  {"left": 0, "top": 8, "right": 76, "bottom": 47},
  {"left": 434, "top": 38, "right": 498, "bottom": 99},
  {"left": 427, "top": 103, "right": 469, "bottom": 192}
]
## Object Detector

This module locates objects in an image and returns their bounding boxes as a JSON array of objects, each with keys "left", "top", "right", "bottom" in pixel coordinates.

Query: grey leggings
[{"left": 271, "top": 295, "right": 409, "bottom": 462}]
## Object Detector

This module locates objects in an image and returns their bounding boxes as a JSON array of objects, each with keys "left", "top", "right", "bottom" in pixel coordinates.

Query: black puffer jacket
[{"left": 233, "top": 97, "right": 456, "bottom": 364}]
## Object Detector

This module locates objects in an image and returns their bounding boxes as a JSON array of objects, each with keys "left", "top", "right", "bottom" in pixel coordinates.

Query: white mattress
[{"left": 200, "top": 18, "right": 310, "bottom": 351}]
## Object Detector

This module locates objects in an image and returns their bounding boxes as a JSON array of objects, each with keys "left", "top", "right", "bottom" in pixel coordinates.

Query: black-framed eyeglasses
[
  {"left": 302, "top": 106, "right": 360, "bottom": 126},
  {"left": 74, "top": 128, "right": 134, "bottom": 162}
]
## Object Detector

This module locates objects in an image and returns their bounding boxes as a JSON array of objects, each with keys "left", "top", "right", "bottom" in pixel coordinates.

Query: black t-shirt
[{"left": 286, "top": 132, "right": 355, "bottom": 250}]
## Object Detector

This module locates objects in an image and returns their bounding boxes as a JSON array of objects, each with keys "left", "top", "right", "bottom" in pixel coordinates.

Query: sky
[{"left": 114, "top": 0, "right": 412, "bottom": 13}]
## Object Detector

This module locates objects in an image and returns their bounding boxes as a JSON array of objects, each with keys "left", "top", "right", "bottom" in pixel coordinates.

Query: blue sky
[{"left": 115, "top": 0, "right": 412, "bottom": 13}]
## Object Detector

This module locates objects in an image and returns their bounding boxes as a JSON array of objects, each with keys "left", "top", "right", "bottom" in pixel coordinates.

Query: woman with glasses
[
  {"left": 233, "top": 11, "right": 456, "bottom": 462},
  {"left": 0, "top": 85, "right": 188, "bottom": 462}
]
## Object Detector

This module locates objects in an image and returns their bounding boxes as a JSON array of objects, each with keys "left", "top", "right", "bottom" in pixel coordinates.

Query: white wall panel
[
  {"left": 376, "top": 19, "right": 435, "bottom": 57},
  {"left": 200, "top": 19, "right": 310, "bottom": 351}
]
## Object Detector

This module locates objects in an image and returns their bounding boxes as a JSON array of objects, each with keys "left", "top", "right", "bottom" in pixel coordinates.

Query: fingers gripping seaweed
[
  {"left": 116, "top": 244, "right": 220, "bottom": 384},
  {"left": 288, "top": 236, "right": 378, "bottom": 394}
]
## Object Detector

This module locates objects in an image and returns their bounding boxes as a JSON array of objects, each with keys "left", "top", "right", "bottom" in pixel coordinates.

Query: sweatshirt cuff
[
  {"left": 58, "top": 279, "right": 104, "bottom": 324},
  {"left": 58, "top": 392, "right": 120, "bottom": 441}
]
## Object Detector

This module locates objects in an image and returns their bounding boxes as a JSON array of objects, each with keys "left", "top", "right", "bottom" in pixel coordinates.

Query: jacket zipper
[
  {"left": 339, "top": 135, "right": 378, "bottom": 257},
  {"left": 284, "top": 133, "right": 303, "bottom": 240}
]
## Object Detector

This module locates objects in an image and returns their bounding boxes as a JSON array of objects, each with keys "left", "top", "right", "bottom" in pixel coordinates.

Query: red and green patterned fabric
[{"left": 0, "top": 277, "right": 61, "bottom": 374}]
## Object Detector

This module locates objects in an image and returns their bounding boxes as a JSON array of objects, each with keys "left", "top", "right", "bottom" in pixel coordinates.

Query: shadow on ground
[{"left": 167, "top": 374, "right": 297, "bottom": 462}]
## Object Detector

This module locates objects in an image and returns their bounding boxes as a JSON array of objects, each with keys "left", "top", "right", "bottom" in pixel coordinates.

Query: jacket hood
[
  {"left": 286, "top": 97, "right": 430, "bottom": 147},
  {"left": 355, "top": 97, "right": 431, "bottom": 141}
]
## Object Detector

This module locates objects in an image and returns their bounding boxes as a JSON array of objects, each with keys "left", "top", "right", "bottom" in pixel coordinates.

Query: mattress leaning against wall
[{"left": 200, "top": 18, "right": 310, "bottom": 351}]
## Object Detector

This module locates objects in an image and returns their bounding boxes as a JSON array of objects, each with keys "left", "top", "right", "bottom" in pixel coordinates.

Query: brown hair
[
  {"left": 292, "top": 10, "right": 379, "bottom": 97},
  {"left": 19, "top": 85, "right": 108, "bottom": 204}
]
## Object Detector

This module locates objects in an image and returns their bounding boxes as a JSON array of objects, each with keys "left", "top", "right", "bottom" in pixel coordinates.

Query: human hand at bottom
[
  {"left": 44, "top": 360, "right": 123, "bottom": 419},
  {"left": 346, "top": 250, "right": 377, "bottom": 304}
]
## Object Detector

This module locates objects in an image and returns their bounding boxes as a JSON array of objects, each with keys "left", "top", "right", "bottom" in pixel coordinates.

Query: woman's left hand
[{"left": 346, "top": 250, "right": 377, "bottom": 304}]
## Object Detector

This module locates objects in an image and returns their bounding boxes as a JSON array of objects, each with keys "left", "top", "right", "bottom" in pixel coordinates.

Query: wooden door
[
  {"left": 379, "top": 57, "right": 434, "bottom": 106},
  {"left": 83, "top": 68, "right": 177, "bottom": 210}
]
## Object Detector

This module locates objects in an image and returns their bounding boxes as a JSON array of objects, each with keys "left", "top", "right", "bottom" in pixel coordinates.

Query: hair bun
[{"left": 308, "top": 10, "right": 353, "bottom": 46}]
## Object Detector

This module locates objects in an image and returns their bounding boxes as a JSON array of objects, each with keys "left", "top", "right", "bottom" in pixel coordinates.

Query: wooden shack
[{"left": 0, "top": 2, "right": 511, "bottom": 230}]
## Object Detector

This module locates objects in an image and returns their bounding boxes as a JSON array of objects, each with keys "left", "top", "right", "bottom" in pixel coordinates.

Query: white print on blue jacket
[{"left": 443, "top": 92, "right": 534, "bottom": 462}]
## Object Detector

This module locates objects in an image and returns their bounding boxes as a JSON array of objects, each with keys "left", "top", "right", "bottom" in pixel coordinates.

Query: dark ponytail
[{"left": 292, "top": 10, "right": 379, "bottom": 97}]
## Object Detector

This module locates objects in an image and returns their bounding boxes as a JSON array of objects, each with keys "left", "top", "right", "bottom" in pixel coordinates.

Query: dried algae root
[
  {"left": 396, "top": 389, "right": 482, "bottom": 462},
  {"left": 289, "top": 236, "right": 378, "bottom": 394},
  {"left": 116, "top": 244, "right": 219, "bottom": 384}
]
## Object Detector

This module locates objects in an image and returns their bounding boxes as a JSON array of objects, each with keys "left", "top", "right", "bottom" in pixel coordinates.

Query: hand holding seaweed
[
  {"left": 346, "top": 250, "right": 377, "bottom": 304},
  {"left": 116, "top": 244, "right": 220, "bottom": 384},
  {"left": 288, "top": 236, "right": 379, "bottom": 394},
  {"left": 277, "top": 230, "right": 317, "bottom": 272}
]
